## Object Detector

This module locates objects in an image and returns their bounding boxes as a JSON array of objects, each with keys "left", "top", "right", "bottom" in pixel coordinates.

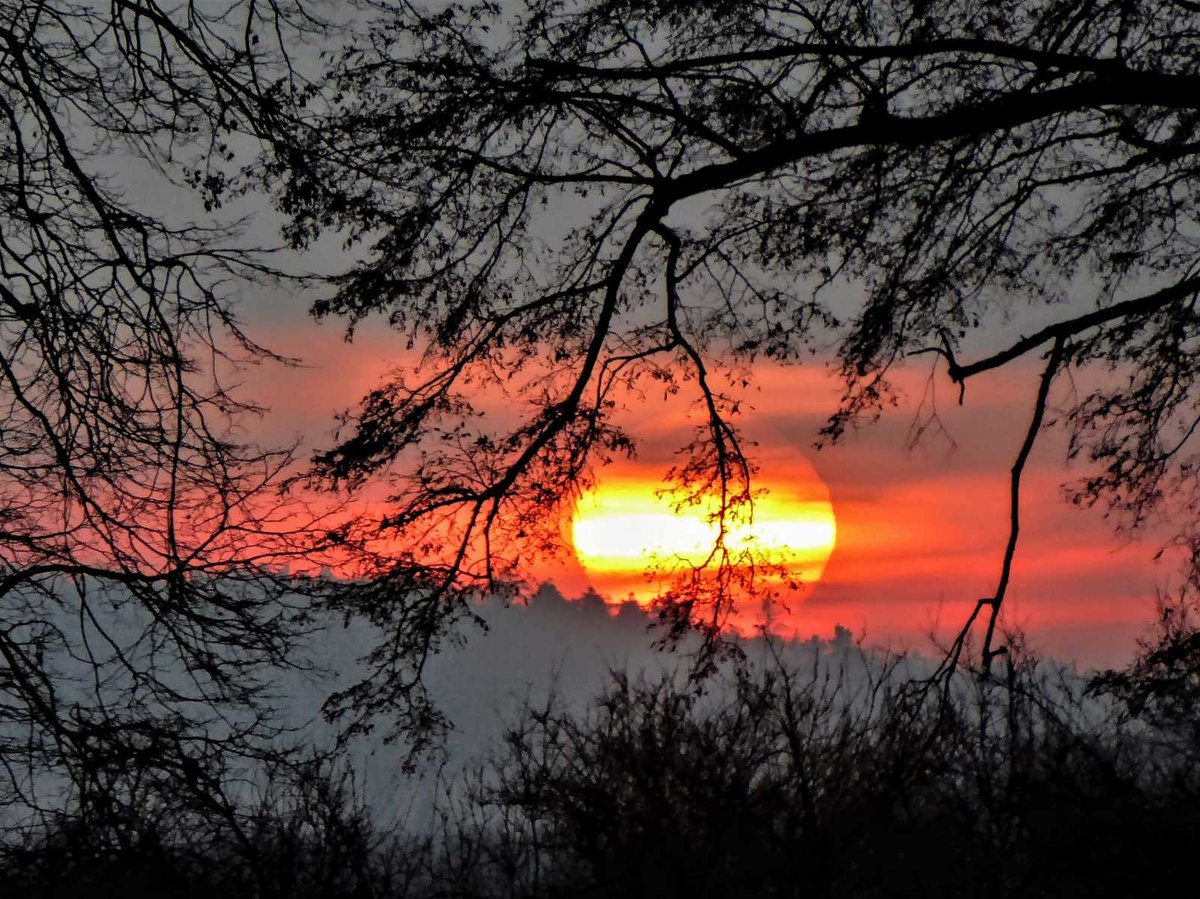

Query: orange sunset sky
[{"left": 247, "top": 316, "right": 1170, "bottom": 668}]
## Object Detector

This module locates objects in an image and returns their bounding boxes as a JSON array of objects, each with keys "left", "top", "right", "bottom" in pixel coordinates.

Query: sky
[
  {"left": 244, "top": 308, "right": 1171, "bottom": 670},
  {"left": 77, "top": 14, "right": 1171, "bottom": 673},
  {"left": 187, "top": 22, "right": 1173, "bottom": 673}
]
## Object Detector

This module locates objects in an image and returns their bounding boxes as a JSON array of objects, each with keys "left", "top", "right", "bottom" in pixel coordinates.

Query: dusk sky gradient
[
  {"left": 246, "top": 309, "right": 1170, "bottom": 669},
  {"left": 104, "top": 55, "right": 1174, "bottom": 671}
]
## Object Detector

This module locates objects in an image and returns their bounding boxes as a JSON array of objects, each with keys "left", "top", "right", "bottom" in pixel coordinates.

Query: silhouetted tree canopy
[
  {"left": 0, "top": 0, "right": 347, "bottom": 837},
  {"left": 273, "top": 0, "right": 1200, "bottom": 702},
  {"left": 15, "top": 0, "right": 1200, "bottom": 817}
]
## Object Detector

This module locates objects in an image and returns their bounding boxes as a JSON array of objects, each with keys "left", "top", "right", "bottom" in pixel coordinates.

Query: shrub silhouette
[
  {"left": 425, "top": 646, "right": 1200, "bottom": 898},
  {"left": 5, "top": 641, "right": 1200, "bottom": 898}
]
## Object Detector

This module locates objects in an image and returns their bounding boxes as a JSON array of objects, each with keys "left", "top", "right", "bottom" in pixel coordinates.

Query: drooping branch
[
  {"left": 981, "top": 336, "right": 1066, "bottom": 666},
  {"left": 0, "top": 0, "right": 353, "bottom": 830},
  {"left": 652, "top": 222, "right": 754, "bottom": 639},
  {"left": 929, "top": 335, "right": 1066, "bottom": 685}
]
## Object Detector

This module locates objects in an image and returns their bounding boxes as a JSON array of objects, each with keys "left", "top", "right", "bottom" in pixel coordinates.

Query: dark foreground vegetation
[{"left": 5, "top": 620, "right": 1200, "bottom": 899}]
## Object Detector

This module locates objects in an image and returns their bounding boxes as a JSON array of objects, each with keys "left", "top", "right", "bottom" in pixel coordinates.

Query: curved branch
[
  {"left": 981, "top": 336, "right": 1066, "bottom": 667},
  {"left": 927, "top": 336, "right": 1064, "bottom": 684},
  {"left": 664, "top": 72, "right": 1200, "bottom": 204},
  {"left": 947, "top": 276, "right": 1200, "bottom": 385}
]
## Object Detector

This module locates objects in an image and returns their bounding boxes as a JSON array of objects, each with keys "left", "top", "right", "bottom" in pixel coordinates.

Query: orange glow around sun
[{"left": 570, "top": 473, "right": 837, "bottom": 622}]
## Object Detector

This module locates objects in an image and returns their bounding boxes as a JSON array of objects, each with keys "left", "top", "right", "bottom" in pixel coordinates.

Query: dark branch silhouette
[
  {"left": 0, "top": 0, "right": 352, "bottom": 846},
  {"left": 269, "top": 0, "right": 1200, "bottom": 702}
]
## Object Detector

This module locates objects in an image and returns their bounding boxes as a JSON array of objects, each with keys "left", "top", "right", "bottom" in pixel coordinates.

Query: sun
[{"left": 570, "top": 474, "right": 837, "bottom": 609}]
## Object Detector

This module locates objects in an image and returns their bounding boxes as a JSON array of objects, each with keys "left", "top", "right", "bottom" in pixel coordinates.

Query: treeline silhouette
[{"left": 4, "top": 630, "right": 1199, "bottom": 899}]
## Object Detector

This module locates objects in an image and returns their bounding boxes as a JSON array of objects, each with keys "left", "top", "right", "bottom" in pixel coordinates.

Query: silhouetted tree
[
  {"left": 271, "top": 0, "right": 1200, "bottom": 706},
  {"left": 6, "top": 641, "right": 1200, "bottom": 898},
  {"left": 0, "top": 0, "right": 349, "bottom": 848},
  {"left": 2, "top": 754, "right": 422, "bottom": 899},
  {"left": 1090, "top": 582, "right": 1200, "bottom": 760},
  {"left": 415, "top": 650, "right": 1193, "bottom": 899}
]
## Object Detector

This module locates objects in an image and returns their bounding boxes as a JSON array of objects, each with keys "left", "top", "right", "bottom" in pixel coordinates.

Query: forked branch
[{"left": 929, "top": 335, "right": 1065, "bottom": 686}]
